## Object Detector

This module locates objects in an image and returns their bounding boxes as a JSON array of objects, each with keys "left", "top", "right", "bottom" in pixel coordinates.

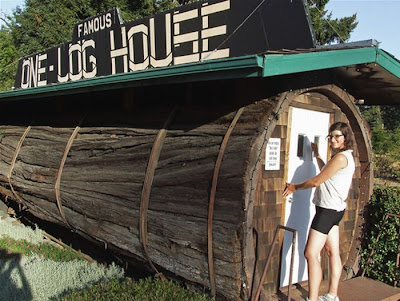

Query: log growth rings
[
  {"left": 139, "top": 105, "right": 179, "bottom": 275},
  {"left": 7, "top": 126, "right": 31, "bottom": 209},
  {"left": 208, "top": 107, "right": 244, "bottom": 297}
]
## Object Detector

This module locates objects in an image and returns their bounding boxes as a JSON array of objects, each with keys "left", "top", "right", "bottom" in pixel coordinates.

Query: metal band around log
[
  {"left": 208, "top": 107, "right": 244, "bottom": 297},
  {"left": 7, "top": 126, "right": 31, "bottom": 208},
  {"left": 140, "top": 105, "right": 179, "bottom": 274},
  {"left": 55, "top": 117, "right": 86, "bottom": 228}
]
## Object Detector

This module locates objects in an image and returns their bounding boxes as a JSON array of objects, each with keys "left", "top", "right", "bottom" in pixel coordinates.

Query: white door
[{"left": 280, "top": 107, "right": 330, "bottom": 287}]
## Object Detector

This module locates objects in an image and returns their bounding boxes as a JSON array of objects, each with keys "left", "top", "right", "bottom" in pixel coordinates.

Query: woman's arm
[
  {"left": 311, "top": 142, "right": 325, "bottom": 170},
  {"left": 283, "top": 153, "right": 348, "bottom": 197}
]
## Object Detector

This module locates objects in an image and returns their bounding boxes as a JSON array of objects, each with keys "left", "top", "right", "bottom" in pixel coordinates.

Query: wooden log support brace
[
  {"left": 55, "top": 116, "right": 86, "bottom": 228},
  {"left": 7, "top": 126, "right": 31, "bottom": 209},
  {"left": 140, "top": 105, "right": 179, "bottom": 275},
  {"left": 252, "top": 225, "right": 297, "bottom": 301},
  {"left": 208, "top": 107, "right": 244, "bottom": 297}
]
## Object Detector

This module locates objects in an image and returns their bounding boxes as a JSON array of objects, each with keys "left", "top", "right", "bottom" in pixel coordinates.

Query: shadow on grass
[{"left": 0, "top": 249, "right": 32, "bottom": 301}]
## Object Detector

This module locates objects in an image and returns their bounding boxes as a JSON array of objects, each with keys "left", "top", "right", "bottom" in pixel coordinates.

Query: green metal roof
[
  {"left": 263, "top": 47, "right": 400, "bottom": 77},
  {"left": 1, "top": 45, "right": 400, "bottom": 105}
]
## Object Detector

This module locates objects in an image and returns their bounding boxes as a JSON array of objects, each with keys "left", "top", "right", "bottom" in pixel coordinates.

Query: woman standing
[{"left": 283, "top": 122, "right": 355, "bottom": 301}]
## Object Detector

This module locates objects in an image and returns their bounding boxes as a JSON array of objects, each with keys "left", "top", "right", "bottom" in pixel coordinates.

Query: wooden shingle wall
[{"left": 252, "top": 91, "right": 362, "bottom": 298}]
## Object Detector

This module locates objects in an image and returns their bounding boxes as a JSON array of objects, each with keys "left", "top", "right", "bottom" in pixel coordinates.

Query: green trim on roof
[
  {"left": 0, "top": 55, "right": 264, "bottom": 100},
  {"left": 262, "top": 47, "right": 378, "bottom": 77},
  {"left": 1, "top": 46, "right": 400, "bottom": 102},
  {"left": 376, "top": 49, "right": 400, "bottom": 78}
]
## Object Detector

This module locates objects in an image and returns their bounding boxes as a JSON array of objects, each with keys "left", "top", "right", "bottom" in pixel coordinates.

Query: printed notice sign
[{"left": 265, "top": 138, "right": 281, "bottom": 170}]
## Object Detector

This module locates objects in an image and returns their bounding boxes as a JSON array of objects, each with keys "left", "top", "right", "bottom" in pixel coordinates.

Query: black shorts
[{"left": 311, "top": 206, "right": 345, "bottom": 235}]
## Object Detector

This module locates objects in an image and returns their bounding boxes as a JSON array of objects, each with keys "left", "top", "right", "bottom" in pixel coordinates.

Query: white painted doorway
[{"left": 280, "top": 107, "right": 330, "bottom": 287}]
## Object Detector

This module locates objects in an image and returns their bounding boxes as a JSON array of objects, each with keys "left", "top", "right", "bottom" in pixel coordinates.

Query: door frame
[{"left": 280, "top": 103, "right": 334, "bottom": 287}]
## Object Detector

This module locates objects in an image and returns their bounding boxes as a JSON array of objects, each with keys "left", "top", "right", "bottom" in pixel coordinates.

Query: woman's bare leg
[
  {"left": 304, "top": 229, "right": 328, "bottom": 301},
  {"left": 324, "top": 225, "right": 342, "bottom": 297}
]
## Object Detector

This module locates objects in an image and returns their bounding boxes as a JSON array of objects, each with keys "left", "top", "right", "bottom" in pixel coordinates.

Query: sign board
[
  {"left": 14, "top": 0, "right": 315, "bottom": 89},
  {"left": 265, "top": 138, "right": 281, "bottom": 170}
]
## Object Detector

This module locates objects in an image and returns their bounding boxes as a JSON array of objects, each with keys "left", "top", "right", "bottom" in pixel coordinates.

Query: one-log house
[{"left": 0, "top": 0, "right": 399, "bottom": 299}]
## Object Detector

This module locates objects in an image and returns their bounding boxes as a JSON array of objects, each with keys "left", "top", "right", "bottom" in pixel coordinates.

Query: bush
[
  {"left": 374, "top": 155, "right": 400, "bottom": 181},
  {"left": 360, "top": 186, "right": 400, "bottom": 287}
]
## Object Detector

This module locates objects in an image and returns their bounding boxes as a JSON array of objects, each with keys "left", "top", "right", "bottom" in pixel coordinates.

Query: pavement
[{"left": 274, "top": 276, "right": 400, "bottom": 301}]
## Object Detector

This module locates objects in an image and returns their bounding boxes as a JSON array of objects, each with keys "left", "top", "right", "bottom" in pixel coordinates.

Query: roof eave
[
  {"left": 262, "top": 47, "right": 378, "bottom": 77},
  {"left": 0, "top": 55, "right": 264, "bottom": 101},
  {"left": 1, "top": 46, "right": 400, "bottom": 105}
]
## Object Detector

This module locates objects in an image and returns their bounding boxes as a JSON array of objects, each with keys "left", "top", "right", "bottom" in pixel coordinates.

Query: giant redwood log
[
  {"left": 0, "top": 93, "right": 279, "bottom": 300},
  {"left": 0, "top": 82, "right": 373, "bottom": 300}
]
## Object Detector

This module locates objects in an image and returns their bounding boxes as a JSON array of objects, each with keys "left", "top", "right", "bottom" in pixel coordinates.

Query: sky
[{"left": 0, "top": 0, "right": 399, "bottom": 59}]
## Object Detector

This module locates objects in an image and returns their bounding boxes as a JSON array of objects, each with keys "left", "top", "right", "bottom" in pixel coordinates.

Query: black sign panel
[{"left": 15, "top": 0, "right": 315, "bottom": 89}]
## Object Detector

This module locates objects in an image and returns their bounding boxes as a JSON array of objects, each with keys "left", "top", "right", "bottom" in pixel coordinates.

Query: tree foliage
[
  {"left": 306, "top": 0, "right": 358, "bottom": 45},
  {"left": 380, "top": 105, "right": 400, "bottom": 130},
  {"left": 0, "top": 27, "right": 18, "bottom": 91},
  {"left": 361, "top": 105, "right": 400, "bottom": 181}
]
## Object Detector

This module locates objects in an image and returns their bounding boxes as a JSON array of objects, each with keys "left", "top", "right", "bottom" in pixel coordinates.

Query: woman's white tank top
[{"left": 312, "top": 150, "right": 355, "bottom": 211}]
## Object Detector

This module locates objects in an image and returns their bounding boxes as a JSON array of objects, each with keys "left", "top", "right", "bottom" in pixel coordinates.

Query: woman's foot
[{"left": 318, "top": 292, "right": 340, "bottom": 301}]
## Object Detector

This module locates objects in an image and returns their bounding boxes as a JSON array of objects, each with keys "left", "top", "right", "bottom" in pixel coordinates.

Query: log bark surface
[{"left": 0, "top": 99, "right": 276, "bottom": 300}]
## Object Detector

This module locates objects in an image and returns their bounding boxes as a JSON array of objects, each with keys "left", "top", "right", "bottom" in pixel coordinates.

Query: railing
[
  {"left": 252, "top": 225, "right": 297, "bottom": 301},
  {"left": 361, "top": 213, "right": 400, "bottom": 287}
]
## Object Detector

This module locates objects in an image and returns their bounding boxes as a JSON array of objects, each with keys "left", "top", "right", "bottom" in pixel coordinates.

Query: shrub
[
  {"left": 0, "top": 219, "right": 44, "bottom": 244},
  {"left": 57, "top": 277, "right": 213, "bottom": 301},
  {"left": 360, "top": 186, "right": 400, "bottom": 287},
  {"left": 0, "top": 255, "right": 124, "bottom": 301},
  {"left": 374, "top": 155, "right": 400, "bottom": 181}
]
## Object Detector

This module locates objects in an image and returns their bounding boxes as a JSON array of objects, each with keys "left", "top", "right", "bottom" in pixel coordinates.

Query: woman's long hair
[{"left": 329, "top": 122, "right": 355, "bottom": 151}]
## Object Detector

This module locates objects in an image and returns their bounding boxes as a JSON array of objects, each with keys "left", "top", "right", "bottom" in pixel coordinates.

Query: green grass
[
  {"left": 0, "top": 235, "right": 84, "bottom": 262},
  {"left": 0, "top": 215, "right": 213, "bottom": 301},
  {"left": 57, "top": 277, "right": 214, "bottom": 301}
]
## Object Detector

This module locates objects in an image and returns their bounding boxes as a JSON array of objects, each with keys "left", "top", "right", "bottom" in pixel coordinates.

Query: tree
[
  {"left": 0, "top": 27, "right": 18, "bottom": 91},
  {"left": 380, "top": 106, "right": 400, "bottom": 130},
  {"left": 306, "top": 0, "right": 358, "bottom": 45}
]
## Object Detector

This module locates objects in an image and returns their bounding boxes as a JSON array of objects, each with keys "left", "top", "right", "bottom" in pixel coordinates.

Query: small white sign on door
[{"left": 265, "top": 138, "right": 281, "bottom": 170}]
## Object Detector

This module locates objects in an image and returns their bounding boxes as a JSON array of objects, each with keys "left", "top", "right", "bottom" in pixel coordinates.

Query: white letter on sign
[
  {"left": 127, "top": 24, "right": 149, "bottom": 71},
  {"left": 110, "top": 27, "right": 128, "bottom": 74},
  {"left": 173, "top": 9, "right": 199, "bottom": 65},
  {"left": 201, "top": 0, "right": 230, "bottom": 61}
]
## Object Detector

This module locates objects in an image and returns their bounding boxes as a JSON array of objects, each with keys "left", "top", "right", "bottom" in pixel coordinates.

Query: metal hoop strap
[
  {"left": 207, "top": 107, "right": 244, "bottom": 296},
  {"left": 7, "top": 126, "right": 31, "bottom": 208},
  {"left": 140, "top": 105, "right": 179, "bottom": 274},
  {"left": 55, "top": 116, "right": 86, "bottom": 228}
]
